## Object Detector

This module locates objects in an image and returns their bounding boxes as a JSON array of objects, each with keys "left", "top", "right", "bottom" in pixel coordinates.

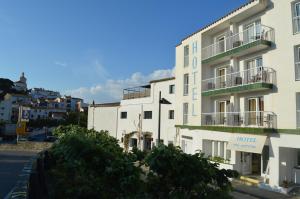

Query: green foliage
[
  {"left": 47, "top": 125, "right": 239, "bottom": 199},
  {"left": 209, "top": 156, "right": 230, "bottom": 164},
  {"left": 28, "top": 119, "right": 64, "bottom": 128},
  {"left": 131, "top": 146, "right": 148, "bottom": 161},
  {"left": 144, "top": 145, "right": 239, "bottom": 199},
  {"left": 64, "top": 111, "right": 87, "bottom": 128},
  {"left": 0, "top": 78, "right": 14, "bottom": 91},
  {"left": 27, "top": 112, "right": 87, "bottom": 128},
  {"left": 48, "top": 125, "right": 144, "bottom": 198}
]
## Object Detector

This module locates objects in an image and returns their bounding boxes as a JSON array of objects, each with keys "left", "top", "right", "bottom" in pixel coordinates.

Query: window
[
  {"left": 296, "top": 46, "right": 300, "bottom": 80},
  {"left": 184, "top": 45, "right": 189, "bottom": 67},
  {"left": 181, "top": 137, "right": 193, "bottom": 154},
  {"left": 297, "top": 93, "right": 300, "bottom": 128},
  {"left": 183, "top": 103, "right": 188, "bottom": 125},
  {"left": 169, "top": 110, "right": 174, "bottom": 119},
  {"left": 293, "top": 1, "right": 300, "bottom": 34},
  {"left": 298, "top": 150, "right": 300, "bottom": 165},
  {"left": 120, "top": 111, "right": 127, "bottom": 119},
  {"left": 130, "top": 138, "right": 137, "bottom": 148},
  {"left": 183, "top": 74, "right": 189, "bottom": 95},
  {"left": 169, "top": 84, "right": 175, "bottom": 94},
  {"left": 143, "top": 111, "right": 152, "bottom": 119}
]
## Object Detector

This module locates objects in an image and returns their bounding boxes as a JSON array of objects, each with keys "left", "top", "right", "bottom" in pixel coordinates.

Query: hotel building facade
[
  {"left": 88, "top": 0, "right": 300, "bottom": 191},
  {"left": 174, "top": 0, "right": 300, "bottom": 190}
]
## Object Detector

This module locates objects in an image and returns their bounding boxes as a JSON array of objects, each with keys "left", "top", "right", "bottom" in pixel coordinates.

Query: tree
[
  {"left": 46, "top": 125, "right": 238, "bottom": 199},
  {"left": 64, "top": 111, "right": 87, "bottom": 128},
  {"left": 144, "top": 145, "right": 239, "bottom": 199},
  {"left": 48, "top": 125, "right": 144, "bottom": 198}
]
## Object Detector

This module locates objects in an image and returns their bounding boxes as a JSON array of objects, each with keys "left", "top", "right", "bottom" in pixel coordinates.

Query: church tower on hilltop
[{"left": 14, "top": 72, "right": 27, "bottom": 92}]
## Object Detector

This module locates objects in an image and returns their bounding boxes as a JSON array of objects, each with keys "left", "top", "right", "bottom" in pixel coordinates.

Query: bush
[
  {"left": 48, "top": 125, "right": 144, "bottom": 198},
  {"left": 144, "top": 145, "right": 239, "bottom": 199},
  {"left": 46, "top": 125, "right": 238, "bottom": 199}
]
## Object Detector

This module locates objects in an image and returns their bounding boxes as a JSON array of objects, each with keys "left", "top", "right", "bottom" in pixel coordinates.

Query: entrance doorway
[
  {"left": 241, "top": 152, "right": 262, "bottom": 175},
  {"left": 143, "top": 137, "right": 152, "bottom": 151},
  {"left": 252, "top": 153, "right": 261, "bottom": 175}
]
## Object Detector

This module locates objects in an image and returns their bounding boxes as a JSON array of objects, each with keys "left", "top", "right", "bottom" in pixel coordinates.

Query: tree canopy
[{"left": 46, "top": 125, "right": 238, "bottom": 199}]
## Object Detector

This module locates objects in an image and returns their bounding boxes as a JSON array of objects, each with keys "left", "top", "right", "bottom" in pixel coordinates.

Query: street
[{"left": 0, "top": 150, "right": 36, "bottom": 198}]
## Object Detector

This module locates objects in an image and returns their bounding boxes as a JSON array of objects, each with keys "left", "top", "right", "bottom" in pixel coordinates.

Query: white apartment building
[
  {"left": 0, "top": 93, "right": 31, "bottom": 122},
  {"left": 30, "top": 88, "right": 61, "bottom": 99},
  {"left": 175, "top": 0, "right": 300, "bottom": 192},
  {"left": 88, "top": 77, "right": 176, "bottom": 151}
]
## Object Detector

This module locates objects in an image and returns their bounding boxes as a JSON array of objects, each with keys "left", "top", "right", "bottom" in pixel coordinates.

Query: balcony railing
[
  {"left": 293, "top": 16, "right": 300, "bottom": 34},
  {"left": 296, "top": 62, "right": 300, "bottom": 81},
  {"left": 297, "top": 110, "right": 300, "bottom": 129},
  {"left": 202, "top": 66, "right": 275, "bottom": 92},
  {"left": 202, "top": 111, "right": 277, "bottom": 128},
  {"left": 123, "top": 85, "right": 151, "bottom": 100},
  {"left": 202, "top": 24, "right": 274, "bottom": 60}
]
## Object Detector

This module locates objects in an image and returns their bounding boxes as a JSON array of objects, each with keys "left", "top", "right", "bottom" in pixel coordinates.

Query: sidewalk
[{"left": 232, "top": 181, "right": 295, "bottom": 199}]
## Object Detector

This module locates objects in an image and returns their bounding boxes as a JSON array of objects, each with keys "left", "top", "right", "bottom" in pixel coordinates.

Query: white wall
[
  {"left": 87, "top": 105, "right": 119, "bottom": 138},
  {"left": 117, "top": 79, "right": 176, "bottom": 146}
]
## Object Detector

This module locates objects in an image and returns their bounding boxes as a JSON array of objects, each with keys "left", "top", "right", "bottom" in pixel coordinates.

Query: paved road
[
  {"left": 232, "top": 191, "right": 259, "bottom": 199},
  {"left": 0, "top": 150, "right": 36, "bottom": 198}
]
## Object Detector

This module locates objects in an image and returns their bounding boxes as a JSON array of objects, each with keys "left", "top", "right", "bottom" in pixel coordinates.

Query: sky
[{"left": 0, "top": 0, "right": 247, "bottom": 103}]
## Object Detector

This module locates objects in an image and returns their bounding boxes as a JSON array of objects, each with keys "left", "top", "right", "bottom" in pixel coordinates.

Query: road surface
[{"left": 0, "top": 150, "right": 36, "bottom": 198}]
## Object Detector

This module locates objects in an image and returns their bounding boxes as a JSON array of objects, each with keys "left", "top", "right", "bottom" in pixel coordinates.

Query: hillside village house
[
  {"left": 88, "top": 77, "right": 176, "bottom": 151},
  {"left": 88, "top": 0, "right": 300, "bottom": 192}
]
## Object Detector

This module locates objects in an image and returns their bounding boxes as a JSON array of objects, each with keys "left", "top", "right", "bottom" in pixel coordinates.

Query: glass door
[
  {"left": 219, "top": 101, "right": 226, "bottom": 125},
  {"left": 246, "top": 57, "right": 263, "bottom": 83},
  {"left": 248, "top": 98, "right": 257, "bottom": 125},
  {"left": 217, "top": 68, "right": 226, "bottom": 88},
  {"left": 241, "top": 152, "right": 252, "bottom": 175},
  {"left": 244, "top": 21, "right": 261, "bottom": 43},
  {"left": 217, "top": 36, "right": 225, "bottom": 54}
]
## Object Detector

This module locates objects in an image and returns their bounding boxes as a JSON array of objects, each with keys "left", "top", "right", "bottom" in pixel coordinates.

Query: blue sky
[{"left": 0, "top": 0, "right": 247, "bottom": 103}]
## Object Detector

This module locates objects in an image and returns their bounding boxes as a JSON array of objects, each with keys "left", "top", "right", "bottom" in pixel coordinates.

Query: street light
[{"left": 158, "top": 91, "right": 171, "bottom": 144}]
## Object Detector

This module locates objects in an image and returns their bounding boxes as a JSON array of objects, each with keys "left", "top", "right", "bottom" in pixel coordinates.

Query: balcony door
[
  {"left": 218, "top": 100, "right": 230, "bottom": 125},
  {"left": 244, "top": 20, "right": 261, "bottom": 43},
  {"left": 216, "top": 67, "right": 226, "bottom": 89},
  {"left": 216, "top": 35, "right": 225, "bottom": 54},
  {"left": 247, "top": 97, "right": 264, "bottom": 126},
  {"left": 245, "top": 57, "right": 263, "bottom": 83}
]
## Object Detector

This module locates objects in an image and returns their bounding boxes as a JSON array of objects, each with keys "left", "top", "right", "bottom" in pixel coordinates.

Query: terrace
[{"left": 123, "top": 85, "right": 151, "bottom": 100}]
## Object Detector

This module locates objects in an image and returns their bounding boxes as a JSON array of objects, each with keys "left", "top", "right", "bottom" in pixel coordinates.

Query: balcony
[
  {"left": 202, "top": 25, "right": 274, "bottom": 65},
  {"left": 123, "top": 85, "right": 151, "bottom": 100},
  {"left": 202, "top": 66, "right": 275, "bottom": 97},
  {"left": 202, "top": 111, "right": 277, "bottom": 129},
  {"left": 296, "top": 62, "right": 300, "bottom": 81}
]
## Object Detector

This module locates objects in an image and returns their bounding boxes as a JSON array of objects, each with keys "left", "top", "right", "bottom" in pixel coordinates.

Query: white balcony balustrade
[
  {"left": 202, "top": 24, "right": 274, "bottom": 60},
  {"left": 202, "top": 111, "right": 276, "bottom": 128},
  {"left": 202, "top": 66, "right": 275, "bottom": 92},
  {"left": 296, "top": 62, "right": 300, "bottom": 81}
]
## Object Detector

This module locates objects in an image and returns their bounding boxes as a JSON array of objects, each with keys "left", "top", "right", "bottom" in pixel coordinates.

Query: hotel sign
[{"left": 227, "top": 134, "right": 267, "bottom": 154}]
